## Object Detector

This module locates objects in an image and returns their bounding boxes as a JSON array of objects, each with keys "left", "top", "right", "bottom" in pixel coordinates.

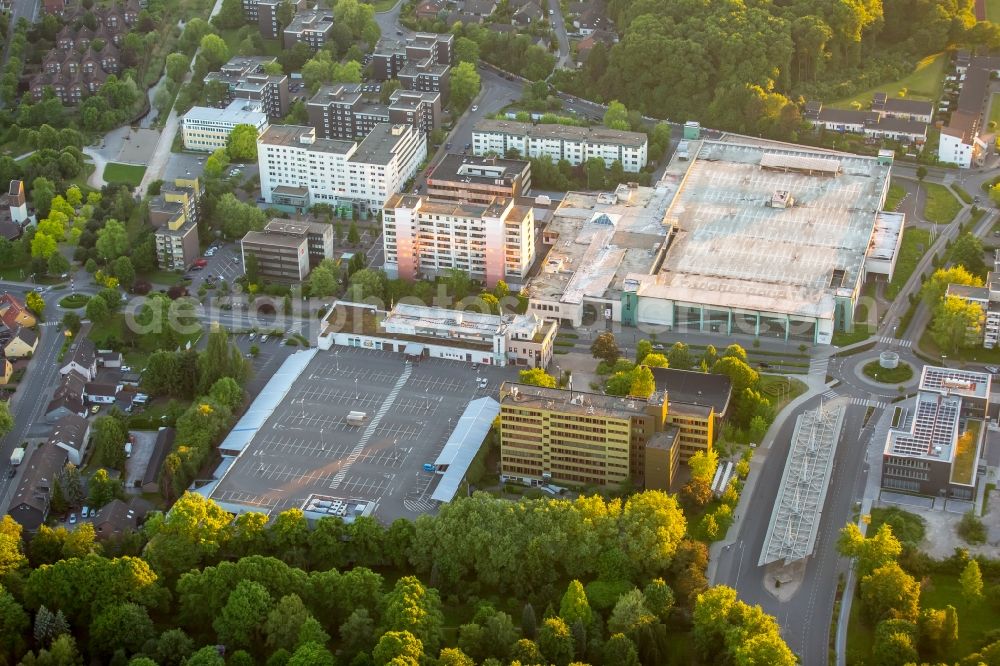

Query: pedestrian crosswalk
[
  {"left": 820, "top": 389, "right": 887, "bottom": 409},
  {"left": 851, "top": 396, "right": 888, "bottom": 409},
  {"left": 808, "top": 358, "right": 829, "bottom": 377},
  {"left": 879, "top": 336, "right": 912, "bottom": 348}
]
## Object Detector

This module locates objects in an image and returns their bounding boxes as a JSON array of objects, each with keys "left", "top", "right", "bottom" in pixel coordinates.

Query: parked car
[
  {"left": 81, "top": 506, "right": 89, "bottom": 519},
  {"left": 986, "top": 365, "right": 999, "bottom": 374},
  {"left": 90, "top": 405, "right": 100, "bottom": 414},
  {"left": 69, "top": 513, "right": 77, "bottom": 525},
  {"left": 478, "top": 377, "right": 488, "bottom": 389}
]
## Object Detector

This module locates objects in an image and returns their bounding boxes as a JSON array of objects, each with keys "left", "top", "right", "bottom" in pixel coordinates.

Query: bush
[
  {"left": 957, "top": 511, "right": 987, "bottom": 545},
  {"left": 869, "top": 507, "right": 926, "bottom": 547}
]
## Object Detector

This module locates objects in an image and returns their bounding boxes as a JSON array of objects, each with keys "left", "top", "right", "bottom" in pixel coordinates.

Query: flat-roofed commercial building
[
  {"left": 382, "top": 193, "right": 535, "bottom": 288},
  {"left": 318, "top": 301, "right": 557, "bottom": 368},
  {"left": 240, "top": 219, "right": 334, "bottom": 282},
  {"left": 524, "top": 140, "right": 901, "bottom": 345},
  {"left": 650, "top": 367, "right": 732, "bottom": 461},
  {"left": 498, "top": 382, "right": 680, "bottom": 489},
  {"left": 882, "top": 366, "right": 990, "bottom": 500},
  {"left": 181, "top": 99, "right": 269, "bottom": 152},
  {"left": 473, "top": 119, "right": 648, "bottom": 172},
  {"left": 425, "top": 153, "right": 531, "bottom": 204},
  {"left": 257, "top": 124, "right": 426, "bottom": 216}
]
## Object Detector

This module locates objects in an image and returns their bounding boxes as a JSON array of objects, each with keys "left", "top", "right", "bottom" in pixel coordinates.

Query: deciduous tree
[
  {"left": 450, "top": 62, "right": 481, "bottom": 112},
  {"left": 227, "top": 124, "right": 259, "bottom": 161}
]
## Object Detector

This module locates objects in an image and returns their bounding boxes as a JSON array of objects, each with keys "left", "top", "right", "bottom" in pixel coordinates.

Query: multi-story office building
[
  {"left": 650, "top": 367, "right": 732, "bottom": 461},
  {"left": 882, "top": 366, "right": 990, "bottom": 499},
  {"left": 240, "top": 221, "right": 312, "bottom": 283},
  {"left": 282, "top": 10, "right": 334, "bottom": 49},
  {"left": 382, "top": 193, "right": 534, "bottom": 288},
  {"left": 242, "top": 0, "right": 305, "bottom": 38},
  {"left": 306, "top": 85, "right": 441, "bottom": 140},
  {"left": 425, "top": 153, "right": 531, "bottom": 204},
  {"left": 150, "top": 177, "right": 201, "bottom": 271},
  {"left": 205, "top": 56, "right": 290, "bottom": 118},
  {"left": 257, "top": 123, "right": 426, "bottom": 216},
  {"left": 181, "top": 99, "right": 268, "bottom": 152},
  {"left": 946, "top": 250, "right": 1000, "bottom": 348},
  {"left": 473, "top": 119, "right": 649, "bottom": 172},
  {"left": 318, "top": 301, "right": 557, "bottom": 368},
  {"left": 498, "top": 383, "right": 681, "bottom": 489},
  {"left": 255, "top": 218, "right": 334, "bottom": 267}
]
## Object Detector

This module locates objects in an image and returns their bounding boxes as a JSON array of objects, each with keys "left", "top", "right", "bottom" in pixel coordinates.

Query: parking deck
[{"left": 210, "top": 346, "right": 518, "bottom": 521}]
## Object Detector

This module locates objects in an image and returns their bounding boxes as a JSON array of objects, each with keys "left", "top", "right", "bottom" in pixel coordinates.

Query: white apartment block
[
  {"left": 257, "top": 123, "right": 426, "bottom": 216},
  {"left": 473, "top": 119, "right": 648, "bottom": 172},
  {"left": 382, "top": 193, "right": 535, "bottom": 288},
  {"left": 181, "top": 99, "right": 269, "bottom": 152}
]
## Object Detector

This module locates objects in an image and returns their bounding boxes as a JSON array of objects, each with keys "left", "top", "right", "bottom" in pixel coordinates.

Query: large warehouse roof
[{"left": 632, "top": 140, "right": 892, "bottom": 319}]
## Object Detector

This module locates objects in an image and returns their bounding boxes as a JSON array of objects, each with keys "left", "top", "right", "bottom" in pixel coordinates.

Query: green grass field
[
  {"left": 57, "top": 293, "right": 90, "bottom": 308},
  {"left": 218, "top": 28, "right": 283, "bottom": 57},
  {"left": 886, "top": 227, "right": 932, "bottom": 299},
  {"left": 758, "top": 375, "right": 807, "bottom": 413},
  {"left": 832, "top": 324, "right": 874, "bottom": 347},
  {"left": 862, "top": 359, "right": 914, "bottom": 383},
  {"left": 989, "top": 0, "right": 1000, "bottom": 23},
  {"left": 922, "top": 182, "right": 962, "bottom": 224},
  {"left": 989, "top": 93, "right": 1000, "bottom": 130},
  {"left": 921, "top": 573, "right": 1000, "bottom": 660},
  {"left": 830, "top": 53, "right": 947, "bottom": 110},
  {"left": 952, "top": 183, "right": 974, "bottom": 204},
  {"left": 103, "top": 163, "right": 147, "bottom": 187},
  {"left": 884, "top": 180, "right": 906, "bottom": 210}
]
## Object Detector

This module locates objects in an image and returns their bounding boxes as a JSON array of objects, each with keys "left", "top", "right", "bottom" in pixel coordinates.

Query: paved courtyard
[
  {"left": 211, "top": 346, "right": 519, "bottom": 522},
  {"left": 116, "top": 128, "right": 161, "bottom": 165}
]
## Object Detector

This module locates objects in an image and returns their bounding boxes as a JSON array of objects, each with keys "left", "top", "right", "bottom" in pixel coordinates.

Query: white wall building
[
  {"left": 318, "top": 301, "right": 558, "bottom": 368},
  {"left": 473, "top": 119, "right": 648, "bottom": 172},
  {"left": 382, "top": 193, "right": 535, "bottom": 288},
  {"left": 939, "top": 111, "right": 987, "bottom": 168},
  {"left": 257, "top": 123, "right": 426, "bottom": 215},
  {"left": 182, "top": 99, "right": 269, "bottom": 153}
]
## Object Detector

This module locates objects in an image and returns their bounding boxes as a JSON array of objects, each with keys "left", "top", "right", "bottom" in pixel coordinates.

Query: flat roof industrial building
[{"left": 524, "top": 139, "right": 900, "bottom": 344}]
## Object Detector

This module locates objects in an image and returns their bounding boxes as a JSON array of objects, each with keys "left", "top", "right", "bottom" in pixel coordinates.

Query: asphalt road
[
  {"left": 546, "top": 0, "right": 570, "bottom": 69},
  {"left": 713, "top": 395, "right": 876, "bottom": 665}
]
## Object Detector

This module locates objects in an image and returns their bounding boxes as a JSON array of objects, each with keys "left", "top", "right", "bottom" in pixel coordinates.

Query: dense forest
[
  {"left": 0, "top": 491, "right": 799, "bottom": 666},
  {"left": 559, "top": 0, "right": 1000, "bottom": 138}
]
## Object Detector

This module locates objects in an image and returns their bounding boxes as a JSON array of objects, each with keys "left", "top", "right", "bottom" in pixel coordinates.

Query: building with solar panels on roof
[{"left": 882, "top": 366, "right": 990, "bottom": 500}]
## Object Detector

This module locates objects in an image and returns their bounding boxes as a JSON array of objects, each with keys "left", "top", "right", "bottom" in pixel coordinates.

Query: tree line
[{"left": 0, "top": 486, "right": 798, "bottom": 665}]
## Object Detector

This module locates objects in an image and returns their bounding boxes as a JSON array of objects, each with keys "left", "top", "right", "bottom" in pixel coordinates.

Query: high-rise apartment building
[
  {"left": 307, "top": 85, "right": 441, "bottom": 140},
  {"left": 382, "top": 193, "right": 535, "bottom": 288},
  {"left": 205, "top": 56, "right": 290, "bottom": 118},
  {"left": 257, "top": 123, "right": 426, "bottom": 216},
  {"left": 150, "top": 178, "right": 201, "bottom": 271}
]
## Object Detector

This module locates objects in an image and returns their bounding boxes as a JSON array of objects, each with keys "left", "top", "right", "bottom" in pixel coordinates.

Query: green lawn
[
  {"left": 989, "top": 93, "right": 1000, "bottom": 130},
  {"left": 829, "top": 52, "right": 947, "bottom": 110},
  {"left": 989, "top": 0, "right": 1000, "bottom": 22},
  {"left": 921, "top": 572, "right": 1000, "bottom": 661},
  {"left": 886, "top": 227, "right": 932, "bottom": 299},
  {"left": 862, "top": 359, "right": 914, "bottom": 383},
  {"left": 57, "top": 293, "right": 90, "bottom": 308},
  {"left": 758, "top": 375, "right": 807, "bottom": 413},
  {"left": 923, "top": 182, "right": 963, "bottom": 224},
  {"left": 103, "top": 163, "right": 147, "bottom": 187},
  {"left": 919, "top": 327, "right": 1000, "bottom": 363},
  {"left": 884, "top": 180, "right": 906, "bottom": 210},
  {"left": 832, "top": 324, "right": 875, "bottom": 347},
  {"left": 373, "top": 0, "right": 398, "bottom": 9},
  {"left": 845, "top": 591, "right": 875, "bottom": 665},
  {"left": 142, "top": 270, "right": 184, "bottom": 286},
  {"left": 952, "top": 183, "right": 973, "bottom": 204}
]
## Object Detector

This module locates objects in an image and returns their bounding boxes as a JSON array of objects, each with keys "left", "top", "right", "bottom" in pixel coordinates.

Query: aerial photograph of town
[{"left": 0, "top": 0, "right": 999, "bottom": 662}]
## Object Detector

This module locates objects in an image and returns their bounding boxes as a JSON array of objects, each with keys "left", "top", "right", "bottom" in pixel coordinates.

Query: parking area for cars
[{"left": 210, "top": 346, "right": 517, "bottom": 522}]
